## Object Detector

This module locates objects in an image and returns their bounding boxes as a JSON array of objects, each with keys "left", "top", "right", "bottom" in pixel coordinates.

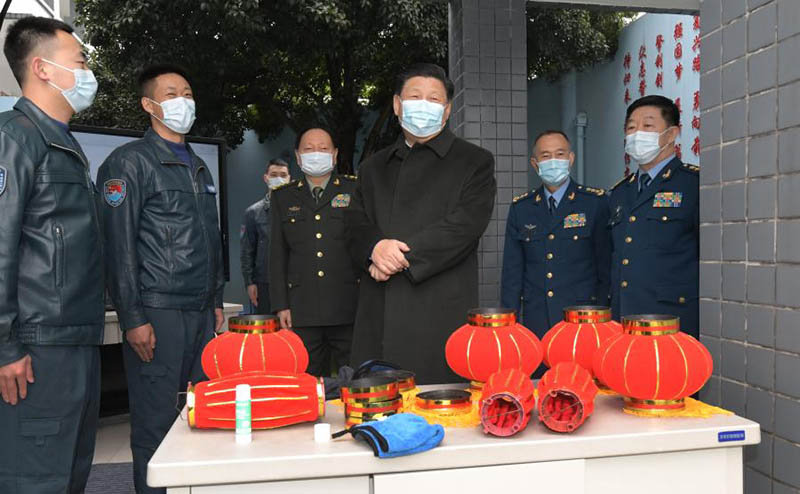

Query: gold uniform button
[
  {"left": 622, "top": 258, "right": 630, "bottom": 265},
  {"left": 548, "top": 234, "right": 555, "bottom": 240},
  {"left": 288, "top": 282, "right": 293, "bottom": 288},
  {"left": 315, "top": 214, "right": 321, "bottom": 220},
  {"left": 629, "top": 215, "right": 636, "bottom": 222},
  {"left": 573, "top": 235, "right": 578, "bottom": 241},
  {"left": 662, "top": 215, "right": 668, "bottom": 222},
  {"left": 290, "top": 218, "right": 296, "bottom": 223},
  {"left": 317, "top": 251, "right": 323, "bottom": 258},
  {"left": 316, "top": 233, "right": 322, "bottom": 239},
  {"left": 625, "top": 236, "right": 632, "bottom": 243},
  {"left": 547, "top": 290, "right": 554, "bottom": 298},
  {"left": 546, "top": 253, "right": 554, "bottom": 260},
  {"left": 621, "top": 281, "right": 628, "bottom": 288},
  {"left": 318, "top": 270, "right": 325, "bottom": 277},
  {"left": 679, "top": 296, "right": 686, "bottom": 304},
  {"left": 546, "top": 272, "right": 553, "bottom": 279}
]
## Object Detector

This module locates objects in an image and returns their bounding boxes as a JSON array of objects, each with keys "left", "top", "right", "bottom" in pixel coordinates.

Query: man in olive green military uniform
[
  {"left": 270, "top": 128, "right": 359, "bottom": 376},
  {"left": 0, "top": 17, "right": 104, "bottom": 493}
]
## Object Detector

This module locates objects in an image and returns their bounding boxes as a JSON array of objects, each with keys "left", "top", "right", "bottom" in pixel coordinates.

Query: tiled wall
[
  {"left": 449, "top": 0, "right": 528, "bottom": 307},
  {"left": 698, "top": 0, "right": 800, "bottom": 492}
]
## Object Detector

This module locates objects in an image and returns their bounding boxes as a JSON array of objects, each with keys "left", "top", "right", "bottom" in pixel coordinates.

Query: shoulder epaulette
[
  {"left": 273, "top": 179, "right": 299, "bottom": 192},
  {"left": 610, "top": 173, "right": 633, "bottom": 191},
  {"left": 680, "top": 163, "right": 700, "bottom": 174},
  {"left": 512, "top": 191, "right": 531, "bottom": 204},
  {"left": 576, "top": 184, "right": 606, "bottom": 197}
]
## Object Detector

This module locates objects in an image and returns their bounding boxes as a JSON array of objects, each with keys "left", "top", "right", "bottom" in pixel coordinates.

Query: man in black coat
[
  {"left": 269, "top": 128, "right": 359, "bottom": 376},
  {"left": 344, "top": 63, "right": 496, "bottom": 384}
]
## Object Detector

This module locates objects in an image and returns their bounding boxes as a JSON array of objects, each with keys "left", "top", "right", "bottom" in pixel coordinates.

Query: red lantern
[
  {"left": 446, "top": 308, "right": 542, "bottom": 389},
  {"left": 480, "top": 368, "right": 536, "bottom": 437},
  {"left": 540, "top": 306, "right": 622, "bottom": 377},
  {"left": 537, "top": 362, "right": 598, "bottom": 433},
  {"left": 201, "top": 315, "right": 309, "bottom": 379},
  {"left": 593, "top": 315, "right": 713, "bottom": 413},
  {"left": 187, "top": 371, "right": 324, "bottom": 429}
]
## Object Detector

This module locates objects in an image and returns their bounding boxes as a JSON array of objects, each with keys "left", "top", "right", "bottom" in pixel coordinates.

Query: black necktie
[
  {"left": 549, "top": 196, "right": 557, "bottom": 215},
  {"left": 313, "top": 186, "right": 323, "bottom": 203},
  {"left": 639, "top": 173, "right": 652, "bottom": 194}
]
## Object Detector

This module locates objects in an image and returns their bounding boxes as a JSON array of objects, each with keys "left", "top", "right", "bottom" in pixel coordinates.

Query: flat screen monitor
[{"left": 70, "top": 125, "right": 229, "bottom": 279}]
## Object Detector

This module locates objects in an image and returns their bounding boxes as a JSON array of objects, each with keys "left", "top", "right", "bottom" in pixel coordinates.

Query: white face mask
[
  {"left": 536, "top": 158, "right": 571, "bottom": 187},
  {"left": 267, "top": 176, "right": 290, "bottom": 189},
  {"left": 148, "top": 96, "right": 196, "bottom": 134},
  {"left": 299, "top": 152, "right": 334, "bottom": 177},
  {"left": 400, "top": 99, "right": 446, "bottom": 138},
  {"left": 42, "top": 58, "right": 98, "bottom": 113},
  {"left": 625, "top": 128, "right": 674, "bottom": 164}
]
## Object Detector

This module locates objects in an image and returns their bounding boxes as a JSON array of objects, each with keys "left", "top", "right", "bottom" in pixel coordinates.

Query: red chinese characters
[
  {"left": 623, "top": 72, "right": 632, "bottom": 85},
  {"left": 656, "top": 72, "right": 664, "bottom": 88},
  {"left": 655, "top": 53, "right": 663, "bottom": 69},
  {"left": 692, "top": 136, "right": 701, "bottom": 156},
  {"left": 674, "top": 42, "right": 683, "bottom": 59},
  {"left": 623, "top": 52, "right": 632, "bottom": 69},
  {"left": 692, "top": 115, "right": 701, "bottom": 130},
  {"left": 656, "top": 34, "right": 664, "bottom": 52},
  {"left": 675, "top": 62, "right": 684, "bottom": 81},
  {"left": 674, "top": 22, "right": 684, "bottom": 40},
  {"left": 693, "top": 54, "right": 701, "bottom": 72},
  {"left": 694, "top": 90, "right": 700, "bottom": 111},
  {"left": 624, "top": 88, "right": 632, "bottom": 104},
  {"left": 639, "top": 79, "right": 646, "bottom": 96}
]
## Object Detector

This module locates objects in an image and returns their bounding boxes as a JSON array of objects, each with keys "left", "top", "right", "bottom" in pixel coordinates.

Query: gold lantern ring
[
  {"left": 317, "top": 378, "right": 326, "bottom": 417},
  {"left": 467, "top": 308, "right": 517, "bottom": 327}
]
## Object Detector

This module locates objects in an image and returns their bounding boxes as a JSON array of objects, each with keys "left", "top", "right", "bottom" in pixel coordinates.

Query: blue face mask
[
  {"left": 536, "top": 158, "right": 571, "bottom": 187},
  {"left": 400, "top": 99, "right": 445, "bottom": 138}
]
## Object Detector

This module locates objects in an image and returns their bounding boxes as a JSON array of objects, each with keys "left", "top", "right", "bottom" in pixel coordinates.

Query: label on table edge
[{"left": 717, "top": 430, "right": 746, "bottom": 443}]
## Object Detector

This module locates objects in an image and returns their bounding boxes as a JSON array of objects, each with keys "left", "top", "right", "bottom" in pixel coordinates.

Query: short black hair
[
  {"left": 138, "top": 63, "right": 192, "bottom": 98},
  {"left": 533, "top": 130, "right": 570, "bottom": 151},
  {"left": 394, "top": 63, "right": 455, "bottom": 101},
  {"left": 294, "top": 126, "right": 337, "bottom": 150},
  {"left": 3, "top": 16, "right": 75, "bottom": 86},
  {"left": 266, "top": 157, "right": 289, "bottom": 171},
  {"left": 626, "top": 95, "right": 680, "bottom": 127}
]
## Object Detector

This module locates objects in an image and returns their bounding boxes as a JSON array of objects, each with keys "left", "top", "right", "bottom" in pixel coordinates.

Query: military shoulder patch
[
  {"left": 104, "top": 179, "right": 127, "bottom": 207},
  {"left": 610, "top": 174, "right": 632, "bottom": 191},
  {"left": 0, "top": 165, "right": 6, "bottom": 197},
  {"left": 681, "top": 163, "right": 700, "bottom": 174},
  {"left": 512, "top": 191, "right": 531, "bottom": 204},
  {"left": 273, "top": 179, "right": 297, "bottom": 192}
]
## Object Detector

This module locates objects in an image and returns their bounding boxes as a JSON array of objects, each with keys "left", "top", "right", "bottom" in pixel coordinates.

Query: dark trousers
[
  {"left": 293, "top": 324, "right": 353, "bottom": 377},
  {"left": 253, "top": 282, "right": 272, "bottom": 314},
  {"left": 0, "top": 345, "right": 100, "bottom": 494},
  {"left": 123, "top": 307, "right": 214, "bottom": 494}
]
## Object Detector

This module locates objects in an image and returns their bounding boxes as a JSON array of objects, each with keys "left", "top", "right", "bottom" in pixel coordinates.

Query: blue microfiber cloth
[{"left": 333, "top": 413, "right": 445, "bottom": 458}]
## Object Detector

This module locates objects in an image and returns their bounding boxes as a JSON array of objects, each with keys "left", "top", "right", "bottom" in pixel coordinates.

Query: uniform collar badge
[
  {"left": 524, "top": 224, "right": 536, "bottom": 230},
  {"left": 103, "top": 179, "right": 127, "bottom": 207},
  {"left": 288, "top": 205, "right": 302, "bottom": 212}
]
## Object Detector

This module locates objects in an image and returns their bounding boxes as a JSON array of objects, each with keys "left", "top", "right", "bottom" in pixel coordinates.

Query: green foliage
[
  {"left": 74, "top": 1, "right": 628, "bottom": 171},
  {"left": 527, "top": 6, "right": 633, "bottom": 82},
  {"left": 74, "top": 0, "right": 447, "bottom": 172}
]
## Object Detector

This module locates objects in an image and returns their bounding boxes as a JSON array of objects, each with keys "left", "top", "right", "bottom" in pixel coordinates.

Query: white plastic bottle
[{"left": 235, "top": 384, "right": 252, "bottom": 445}]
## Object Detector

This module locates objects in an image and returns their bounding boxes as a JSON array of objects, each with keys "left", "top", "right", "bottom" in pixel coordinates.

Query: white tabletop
[{"left": 148, "top": 384, "right": 760, "bottom": 488}]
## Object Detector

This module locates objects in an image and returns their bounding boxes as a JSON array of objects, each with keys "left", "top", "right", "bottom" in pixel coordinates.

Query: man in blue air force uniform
[
  {"left": 501, "top": 130, "right": 611, "bottom": 339},
  {"left": 608, "top": 95, "right": 699, "bottom": 338}
]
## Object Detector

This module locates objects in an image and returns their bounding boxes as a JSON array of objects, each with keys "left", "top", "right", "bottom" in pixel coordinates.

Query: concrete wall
[{"left": 698, "top": 0, "right": 800, "bottom": 492}]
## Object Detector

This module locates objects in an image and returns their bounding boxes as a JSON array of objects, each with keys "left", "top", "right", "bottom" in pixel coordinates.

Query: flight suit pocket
[
  {"left": 140, "top": 364, "right": 168, "bottom": 384},
  {"left": 18, "top": 418, "right": 69, "bottom": 478},
  {"left": 19, "top": 418, "right": 60, "bottom": 447},
  {"left": 52, "top": 224, "right": 65, "bottom": 288}
]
